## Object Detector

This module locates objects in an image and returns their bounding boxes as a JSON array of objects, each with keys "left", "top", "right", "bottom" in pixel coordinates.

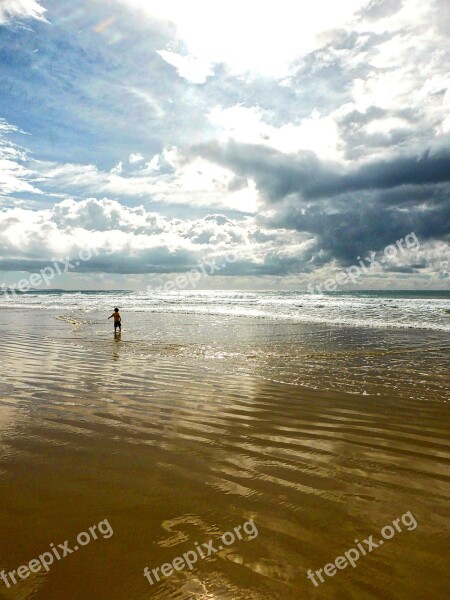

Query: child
[{"left": 108, "top": 308, "right": 121, "bottom": 332}]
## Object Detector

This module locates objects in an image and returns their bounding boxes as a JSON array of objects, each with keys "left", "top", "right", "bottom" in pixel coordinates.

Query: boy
[{"left": 108, "top": 308, "right": 121, "bottom": 332}]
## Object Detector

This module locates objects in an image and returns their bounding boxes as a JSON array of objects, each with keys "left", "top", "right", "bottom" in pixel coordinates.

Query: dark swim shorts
[{"left": 114, "top": 321, "right": 121, "bottom": 328}]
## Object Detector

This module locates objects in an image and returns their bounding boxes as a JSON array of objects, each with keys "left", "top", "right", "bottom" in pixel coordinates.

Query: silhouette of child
[{"left": 108, "top": 308, "right": 121, "bottom": 332}]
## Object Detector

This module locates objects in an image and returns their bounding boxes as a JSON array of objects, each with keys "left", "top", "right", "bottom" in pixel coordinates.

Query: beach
[
  {"left": 3, "top": 0, "right": 450, "bottom": 596},
  {"left": 0, "top": 291, "right": 449, "bottom": 599}
]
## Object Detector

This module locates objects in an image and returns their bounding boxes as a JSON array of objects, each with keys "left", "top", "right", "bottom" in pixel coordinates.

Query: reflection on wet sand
[{"left": 0, "top": 311, "right": 449, "bottom": 599}]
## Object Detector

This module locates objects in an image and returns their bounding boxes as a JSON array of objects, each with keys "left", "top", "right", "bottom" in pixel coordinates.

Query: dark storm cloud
[
  {"left": 267, "top": 195, "right": 450, "bottom": 265},
  {"left": 336, "top": 106, "right": 424, "bottom": 159},
  {"left": 375, "top": 182, "right": 450, "bottom": 206},
  {"left": 192, "top": 140, "right": 450, "bottom": 201},
  {"left": 190, "top": 139, "right": 450, "bottom": 266}
]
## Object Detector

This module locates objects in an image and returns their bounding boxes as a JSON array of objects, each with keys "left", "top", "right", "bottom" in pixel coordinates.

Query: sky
[{"left": 0, "top": 0, "right": 449, "bottom": 290}]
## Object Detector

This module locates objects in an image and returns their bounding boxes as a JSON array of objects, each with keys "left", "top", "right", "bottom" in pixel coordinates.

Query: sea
[
  {"left": 1, "top": 289, "right": 449, "bottom": 331},
  {"left": 1, "top": 289, "right": 449, "bottom": 402}
]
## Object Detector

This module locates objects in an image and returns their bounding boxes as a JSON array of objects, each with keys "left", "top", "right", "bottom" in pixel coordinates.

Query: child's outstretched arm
[{"left": 108, "top": 314, "right": 113, "bottom": 319}]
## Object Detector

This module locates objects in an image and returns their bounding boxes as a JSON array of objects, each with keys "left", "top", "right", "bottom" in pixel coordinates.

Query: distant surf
[{"left": 1, "top": 289, "right": 449, "bottom": 332}]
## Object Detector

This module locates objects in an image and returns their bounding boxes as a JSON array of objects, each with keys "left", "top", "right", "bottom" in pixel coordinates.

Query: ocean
[
  {"left": 1, "top": 289, "right": 449, "bottom": 402},
  {"left": 1, "top": 289, "right": 449, "bottom": 331}
]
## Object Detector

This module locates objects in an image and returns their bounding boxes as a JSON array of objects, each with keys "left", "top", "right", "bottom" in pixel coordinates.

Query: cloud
[
  {"left": 268, "top": 194, "right": 449, "bottom": 263},
  {"left": 129, "top": 152, "right": 144, "bottom": 164},
  {"left": 33, "top": 149, "right": 259, "bottom": 212},
  {"left": 157, "top": 50, "right": 214, "bottom": 84},
  {"left": 192, "top": 140, "right": 450, "bottom": 200},
  {"left": 0, "top": 197, "right": 311, "bottom": 276},
  {"left": 0, "top": 196, "right": 446, "bottom": 287},
  {"left": 1, "top": 0, "right": 449, "bottom": 289},
  {"left": 189, "top": 139, "right": 450, "bottom": 264},
  {"left": 0, "top": 119, "right": 42, "bottom": 198},
  {"left": 356, "top": 0, "right": 403, "bottom": 21},
  {"left": 1, "top": 197, "right": 445, "bottom": 286},
  {"left": 208, "top": 105, "right": 341, "bottom": 160},
  {"left": 120, "top": 0, "right": 364, "bottom": 76},
  {"left": 0, "top": 0, "right": 46, "bottom": 25}
]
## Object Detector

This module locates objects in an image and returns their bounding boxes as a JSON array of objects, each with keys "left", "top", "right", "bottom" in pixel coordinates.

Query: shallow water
[
  {"left": 56, "top": 307, "right": 450, "bottom": 402},
  {"left": 0, "top": 309, "right": 449, "bottom": 599}
]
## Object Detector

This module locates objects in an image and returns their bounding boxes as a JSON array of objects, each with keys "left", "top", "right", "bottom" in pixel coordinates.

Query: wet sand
[{"left": 0, "top": 310, "right": 449, "bottom": 599}]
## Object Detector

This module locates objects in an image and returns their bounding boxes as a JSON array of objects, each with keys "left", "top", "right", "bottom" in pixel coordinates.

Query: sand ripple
[{"left": 0, "top": 320, "right": 449, "bottom": 599}]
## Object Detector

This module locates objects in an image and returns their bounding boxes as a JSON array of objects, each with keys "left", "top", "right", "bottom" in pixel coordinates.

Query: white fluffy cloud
[
  {"left": 209, "top": 106, "right": 342, "bottom": 161},
  {"left": 157, "top": 50, "right": 214, "bottom": 84},
  {"left": 0, "top": 197, "right": 310, "bottom": 272},
  {"left": 0, "top": 198, "right": 446, "bottom": 288},
  {"left": 0, "top": 118, "right": 260, "bottom": 212},
  {"left": 36, "top": 150, "right": 259, "bottom": 212},
  {"left": 129, "top": 152, "right": 144, "bottom": 164},
  {"left": 0, "top": 0, "right": 46, "bottom": 24}
]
